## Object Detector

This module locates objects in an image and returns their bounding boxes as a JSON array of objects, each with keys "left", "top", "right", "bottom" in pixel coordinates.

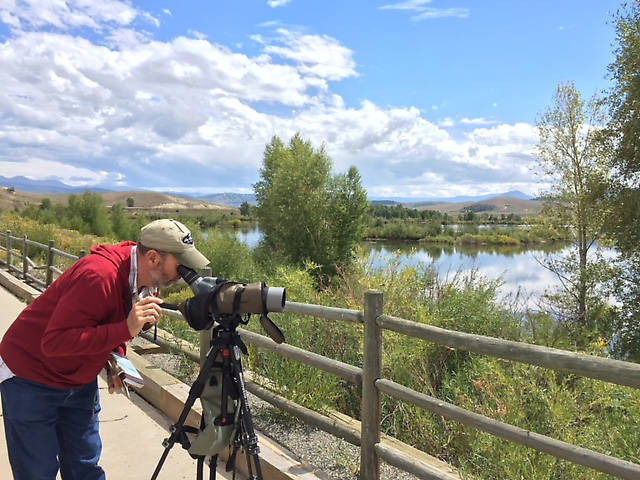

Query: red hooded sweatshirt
[{"left": 0, "top": 242, "right": 136, "bottom": 388}]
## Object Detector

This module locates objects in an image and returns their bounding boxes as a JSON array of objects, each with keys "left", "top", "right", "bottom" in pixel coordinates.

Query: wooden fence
[
  {"left": 2, "top": 230, "right": 640, "bottom": 480},
  {"left": 0, "top": 230, "right": 85, "bottom": 288}
]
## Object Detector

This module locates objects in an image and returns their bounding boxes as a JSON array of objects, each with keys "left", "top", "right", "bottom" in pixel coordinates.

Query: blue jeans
[{"left": 0, "top": 376, "right": 106, "bottom": 480}]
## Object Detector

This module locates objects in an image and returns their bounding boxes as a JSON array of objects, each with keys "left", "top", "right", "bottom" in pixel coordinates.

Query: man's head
[
  {"left": 140, "top": 219, "right": 209, "bottom": 270},
  {"left": 137, "top": 219, "right": 210, "bottom": 289}
]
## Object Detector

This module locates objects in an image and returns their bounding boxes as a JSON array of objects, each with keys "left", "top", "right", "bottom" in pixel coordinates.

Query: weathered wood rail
[
  {"left": 0, "top": 230, "right": 85, "bottom": 288},
  {"left": 2, "top": 230, "right": 640, "bottom": 480}
]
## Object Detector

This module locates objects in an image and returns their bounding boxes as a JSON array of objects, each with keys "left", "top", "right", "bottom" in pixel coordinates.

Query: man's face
[{"left": 149, "top": 252, "right": 181, "bottom": 289}]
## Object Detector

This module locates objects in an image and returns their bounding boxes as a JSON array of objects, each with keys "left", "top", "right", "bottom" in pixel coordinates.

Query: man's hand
[
  {"left": 107, "top": 368, "right": 124, "bottom": 394},
  {"left": 127, "top": 296, "right": 163, "bottom": 337}
]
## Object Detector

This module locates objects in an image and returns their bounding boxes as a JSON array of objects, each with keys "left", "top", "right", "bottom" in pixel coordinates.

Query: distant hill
[
  {"left": 381, "top": 190, "right": 534, "bottom": 206},
  {"left": 408, "top": 196, "right": 543, "bottom": 216},
  {"left": 0, "top": 176, "right": 113, "bottom": 194},
  {"left": 0, "top": 188, "right": 230, "bottom": 212},
  {"left": 369, "top": 191, "right": 540, "bottom": 215},
  {"left": 99, "top": 191, "right": 229, "bottom": 210},
  {"left": 197, "top": 193, "right": 256, "bottom": 208},
  {"left": 0, "top": 176, "right": 539, "bottom": 214}
]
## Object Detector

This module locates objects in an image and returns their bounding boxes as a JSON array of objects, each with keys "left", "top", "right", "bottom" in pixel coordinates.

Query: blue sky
[{"left": 0, "top": 0, "right": 621, "bottom": 199}]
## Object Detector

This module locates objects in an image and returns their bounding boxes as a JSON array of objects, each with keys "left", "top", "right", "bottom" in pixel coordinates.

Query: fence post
[
  {"left": 198, "top": 267, "right": 213, "bottom": 365},
  {"left": 22, "top": 235, "right": 28, "bottom": 279},
  {"left": 6, "top": 230, "right": 12, "bottom": 269},
  {"left": 361, "top": 289, "right": 383, "bottom": 480},
  {"left": 46, "top": 240, "right": 55, "bottom": 286}
]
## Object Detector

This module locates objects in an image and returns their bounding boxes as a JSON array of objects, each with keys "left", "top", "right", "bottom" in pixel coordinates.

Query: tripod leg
[
  {"left": 150, "top": 340, "right": 225, "bottom": 480},
  {"left": 230, "top": 346, "right": 263, "bottom": 480},
  {"left": 197, "top": 457, "right": 204, "bottom": 480},
  {"left": 150, "top": 444, "right": 172, "bottom": 480},
  {"left": 209, "top": 455, "right": 218, "bottom": 480}
]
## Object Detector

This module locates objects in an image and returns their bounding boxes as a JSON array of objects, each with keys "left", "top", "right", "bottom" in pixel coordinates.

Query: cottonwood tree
[
  {"left": 254, "top": 134, "right": 368, "bottom": 278},
  {"left": 66, "top": 191, "right": 111, "bottom": 237},
  {"left": 536, "top": 82, "right": 612, "bottom": 343},
  {"left": 110, "top": 204, "right": 132, "bottom": 240},
  {"left": 239, "top": 201, "right": 251, "bottom": 217},
  {"left": 604, "top": 0, "right": 640, "bottom": 359}
]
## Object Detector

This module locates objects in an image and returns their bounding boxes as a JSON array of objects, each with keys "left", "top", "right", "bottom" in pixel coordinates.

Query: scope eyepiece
[{"left": 178, "top": 265, "right": 201, "bottom": 286}]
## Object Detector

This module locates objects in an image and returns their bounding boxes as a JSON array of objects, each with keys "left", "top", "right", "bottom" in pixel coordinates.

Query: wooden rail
[
  {"left": 0, "top": 231, "right": 85, "bottom": 287},
  {"left": 2, "top": 230, "right": 640, "bottom": 479}
]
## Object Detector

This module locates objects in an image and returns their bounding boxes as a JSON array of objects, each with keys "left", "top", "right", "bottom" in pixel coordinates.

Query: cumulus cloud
[
  {"left": 253, "top": 28, "right": 357, "bottom": 81},
  {"left": 0, "top": 0, "right": 155, "bottom": 32},
  {"left": 0, "top": 0, "right": 540, "bottom": 198}
]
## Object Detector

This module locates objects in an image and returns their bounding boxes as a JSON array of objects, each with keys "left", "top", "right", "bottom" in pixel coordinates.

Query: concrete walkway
[{"left": 0, "top": 285, "right": 237, "bottom": 480}]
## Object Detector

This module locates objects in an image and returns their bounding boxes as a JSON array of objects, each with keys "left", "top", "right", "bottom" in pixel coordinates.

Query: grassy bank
[
  {"left": 364, "top": 219, "right": 569, "bottom": 246},
  {"left": 3, "top": 215, "right": 637, "bottom": 479}
]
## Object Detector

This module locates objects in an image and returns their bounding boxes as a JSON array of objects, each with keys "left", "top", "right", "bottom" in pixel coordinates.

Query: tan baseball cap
[{"left": 140, "top": 219, "right": 210, "bottom": 270}]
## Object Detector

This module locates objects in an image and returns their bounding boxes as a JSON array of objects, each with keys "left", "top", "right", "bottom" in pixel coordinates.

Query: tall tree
[
  {"left": 536, "top": 82, "right": 612, "bottom": 340},
  {"left": 608, "top": 0, "right": 640, "bottom": 178},
  {"left": 110, "top": 204, "right": 131, "bottom": 240},
  {"left": 239, "top": 201, "right": 251, "bottom": 217},
  {"left": 604, "top": 1, "right": 640, "bottom": 359},
  {"left": 254, "top": 134, "right": 368, "bottom": 277},
  {"left": 66, "top": 191, "right": 111, "bottom": 237}
]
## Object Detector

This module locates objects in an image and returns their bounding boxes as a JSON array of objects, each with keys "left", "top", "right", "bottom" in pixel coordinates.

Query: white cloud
[
  {"left": 411, "top": 8, "right": 469, "bottom": 21},
  {"left": 0, "top": 2, "right": 541, "bottom": 198},
  {"left": 267, "top": 0, "right": 292, "bottom": 7},
  {"left": 0, "top": 0, "right": 154, "bottom": 32},
  {"left": 379, "top": 1, "right": 469, "bottom": 21},
  {"left": 460, "top": 117, "right": 497, "bottom": 126},
  {"left": 379, "top": 1, "right": 434, "bottom": 10},
  {"left": 0, "top": 159, "right": 112, "bottom": 185},
  {"left": 257, "top": 28, "right": 357, "bottom": 81}
]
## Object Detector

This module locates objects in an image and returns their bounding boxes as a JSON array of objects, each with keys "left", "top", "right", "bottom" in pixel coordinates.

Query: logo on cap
[{"left": 182, "top": 233, "right": 194, "bottom": 245}]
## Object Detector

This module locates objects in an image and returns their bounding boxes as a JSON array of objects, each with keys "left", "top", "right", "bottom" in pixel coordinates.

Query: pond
[
  {"left": 228, "top": 224, "right": 572, "bottom": 308},
  {"left": 362, "top": 240, "right": 569, "bottom": 308}
]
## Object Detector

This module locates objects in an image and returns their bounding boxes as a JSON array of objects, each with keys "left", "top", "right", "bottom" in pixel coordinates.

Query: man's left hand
[{"left": 106, "top": 367, "right": 124, "bottom": 394}]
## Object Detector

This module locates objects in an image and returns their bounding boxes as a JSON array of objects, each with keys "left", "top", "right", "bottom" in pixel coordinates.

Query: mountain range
[{"left": 0, "top": 176, "right": 535, "bottom": 207}]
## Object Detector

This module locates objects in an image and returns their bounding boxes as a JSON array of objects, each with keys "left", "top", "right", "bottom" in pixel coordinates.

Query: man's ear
[{"left": 143, "top": 249, "right": 161, "bottom": 266}]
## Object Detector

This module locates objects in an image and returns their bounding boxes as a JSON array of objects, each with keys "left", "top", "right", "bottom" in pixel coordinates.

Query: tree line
[{"left": 20, "top": 193, "right": 143, "bottom": 240}]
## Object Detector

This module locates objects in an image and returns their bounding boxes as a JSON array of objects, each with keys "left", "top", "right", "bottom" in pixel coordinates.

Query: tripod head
[{"left": 177, "top": 265, "right": 286, "bottom": 344}]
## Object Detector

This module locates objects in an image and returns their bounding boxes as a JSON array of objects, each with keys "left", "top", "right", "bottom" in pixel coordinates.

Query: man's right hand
[{"left": 127, "top": 296, "right": 163, "bottom": 337}]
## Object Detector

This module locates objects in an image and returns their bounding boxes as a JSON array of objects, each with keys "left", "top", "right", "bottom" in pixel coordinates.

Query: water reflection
[
  {"left": 363, "top": 240, "right": 569, "bottom": 308},
  {"left": 234, "top": 224, "right": 262, "bottom": 248},
  {"left": 229, "top": 225, "right": 571, "bottom": 308},
  {"left": 369, "top": 241, "right": 564, "bottom": 261}
]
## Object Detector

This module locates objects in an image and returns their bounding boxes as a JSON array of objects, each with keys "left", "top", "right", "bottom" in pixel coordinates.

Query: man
[{"left": 0, "top": 218, "right": 209, "bottom": 479}]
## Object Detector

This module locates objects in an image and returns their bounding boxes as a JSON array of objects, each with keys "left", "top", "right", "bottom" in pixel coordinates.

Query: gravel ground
[{"left": 131, "top": 336, "right": 422, "bottom": 480}]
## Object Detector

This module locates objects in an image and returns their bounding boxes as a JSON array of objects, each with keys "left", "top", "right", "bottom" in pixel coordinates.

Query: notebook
[{"left": 109, "top": 352, "right": 144, "bottom": 388}]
